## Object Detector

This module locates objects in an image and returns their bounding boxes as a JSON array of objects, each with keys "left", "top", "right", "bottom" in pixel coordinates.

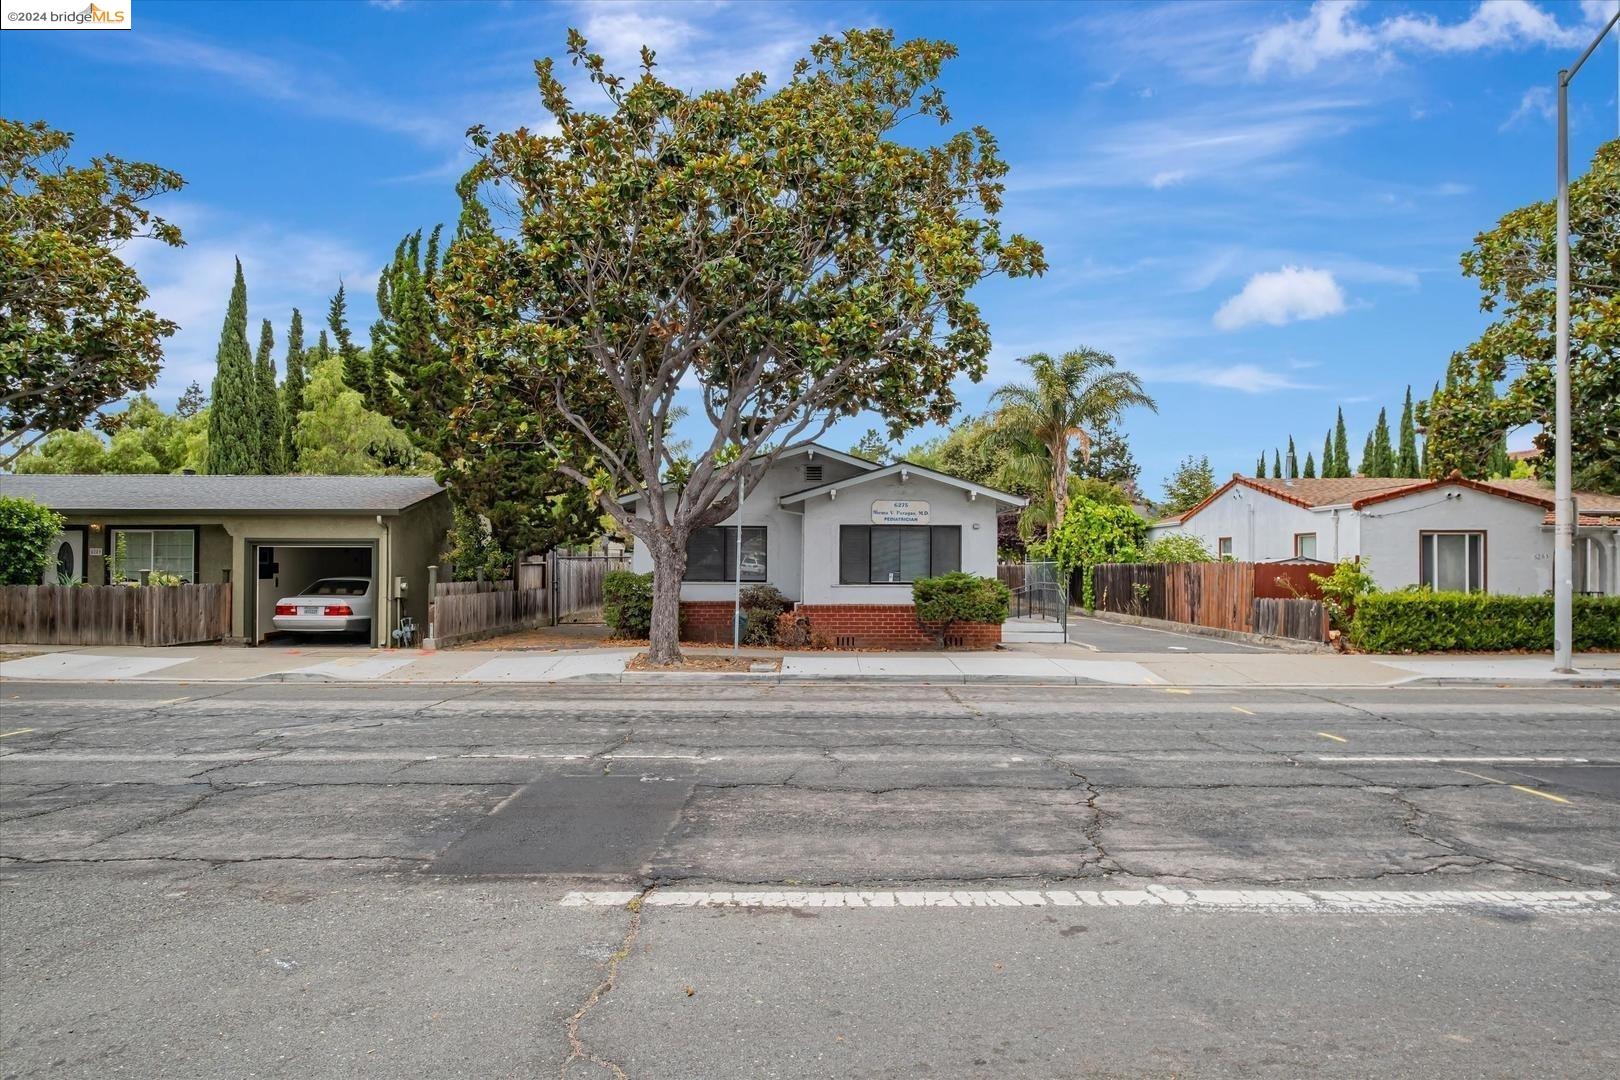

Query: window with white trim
[
  {"left": 1294, "top": 533, "right": 1318, "bottom": 559},
  {"left": 839, "top": 525, "right": 961, "bottom": 584},
  {"left": 1420, "top": 531, "right": 1483, "bottom": 592},
  {"left": 1217, "top": 537, "right": 1233, "bottom": 560},
  {"left": 684, "top": 526, "right": 766, "bottom": 582},
  {"left": 110, "top": 528, "right": 195, "bottom": 582}
]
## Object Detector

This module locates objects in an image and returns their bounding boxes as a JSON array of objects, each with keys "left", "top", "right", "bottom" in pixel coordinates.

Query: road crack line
[{"left": 562, "top": 886, "right": 655, "bottom": 1080}]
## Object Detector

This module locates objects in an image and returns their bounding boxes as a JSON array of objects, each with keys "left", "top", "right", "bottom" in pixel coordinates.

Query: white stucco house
[
  {"left": 624, "top": 443, "right": 1026, "bottom": 646},
  {"left": 1147, "top": 473, "right": 1620, "bottom": 596}
]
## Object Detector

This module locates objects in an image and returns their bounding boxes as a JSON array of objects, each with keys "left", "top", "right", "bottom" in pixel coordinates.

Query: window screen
[
  {"left": 111, "top": 529, "right": 195, "bottom": 582},
  {"left": 839, "top": 526, "right": 961, "bottom": 584},
  {"left": 1420, "top": 532, "right": 1483, "bottom": 592},
  {"left": 684, "top": 526, "right": 766, "bottom": 582}
]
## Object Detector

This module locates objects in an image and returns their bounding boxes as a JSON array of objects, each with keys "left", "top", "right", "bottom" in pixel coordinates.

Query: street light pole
[{"left": 1552, "top": 9, "right": 1618, "bottom": 674}]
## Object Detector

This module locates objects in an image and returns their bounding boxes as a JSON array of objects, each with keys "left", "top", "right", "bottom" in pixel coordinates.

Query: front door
[{"left": 44, "top": 530, "right": 85, "bottom": 584}]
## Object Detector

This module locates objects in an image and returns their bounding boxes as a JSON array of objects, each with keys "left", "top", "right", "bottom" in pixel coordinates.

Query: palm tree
[{"left": 991, "top": 348, "right": 1156, "bottom": 536}]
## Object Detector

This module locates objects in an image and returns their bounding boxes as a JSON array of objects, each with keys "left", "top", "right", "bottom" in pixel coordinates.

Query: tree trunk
[
  {"left": 1051, "top": 436, "right": 1070, "bottom": 532},
  {"left": 645, "top": 539, "right": 687, "bottom": 665}
]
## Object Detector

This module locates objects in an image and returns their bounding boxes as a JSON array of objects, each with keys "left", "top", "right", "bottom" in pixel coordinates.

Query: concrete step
[{"left": 1002, "top": 628, "right": 1068, "bottom": 644}]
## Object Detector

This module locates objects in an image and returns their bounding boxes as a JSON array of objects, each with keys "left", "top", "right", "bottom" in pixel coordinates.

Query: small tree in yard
[
  {"left": 437, "top": 30, "right": 1044, "bottom": 664},
  {"left": 0, "top": 495, "right": 64, "bottom": 585}
]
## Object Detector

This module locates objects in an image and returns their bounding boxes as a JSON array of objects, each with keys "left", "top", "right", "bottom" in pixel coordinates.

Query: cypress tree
[
  {"left": 205, "top": 260, "right": 261, "bottom": 475},
  {"left": 281, "top": 309, "right": 307, "bottom": 472},
  {"left": 1321, "top": 430, "right": 1335, "bottom": 478},
  {"left": 253, "top": 319, "right": 283, "bottom": 473},
  {"left": 1487, "top": 436, "right": 1512, "bottom": 478},
  {"left": 1371, "top": 407, "right": 1394, "bottom": 477},
  {"left": 1303, "top": 451, "right": 1316, "bottom": 478},
  {"left": 1332, "top": 408, "right": 1350, "bottom": 477},
  {"left": 329, "top": 285, "right": 369, "bottom": 404},
  {"left": 1256, "top": 452, "right": 1266, "bottom": 479},
  {"left": 1271, "top": 449, "right": 1282, "bottom": 478},
  {"left": 1285, "top": 435, "right": 1298, "bottom": 478},
  {"left": 1396, "top": 385, "right": 1419, "bottom": 477}
]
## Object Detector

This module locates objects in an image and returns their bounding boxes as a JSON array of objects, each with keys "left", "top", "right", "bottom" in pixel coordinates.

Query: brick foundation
[
  {"left": 680, "top": 601, "right": 1002, "bottom": 649},
  {"left": 795, "top": 604, "right": 1002, "bottom": 650},
  {"left": 680, "top": 601, "right": 739, "bottom": 643}
]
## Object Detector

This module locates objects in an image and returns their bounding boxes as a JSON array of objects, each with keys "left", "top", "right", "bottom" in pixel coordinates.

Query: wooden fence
[
  {"left": 1090, "top": 562, "right": 1328, "bottom": 641},
  {"left": 1250, "top": 597, "right": 1330, "bottom": 642},
  {"left": 0, "top": 583, "right": 231, "bottom": 646},
  {"left": 427, "top": 579, "right": 547, "bottom": 647},
  {"left": 553, "top": 554, "right": 630, "bottom": 623}
]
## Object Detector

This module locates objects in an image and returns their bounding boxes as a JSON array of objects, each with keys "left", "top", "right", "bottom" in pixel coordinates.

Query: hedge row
[{"left": 1349, "top": 592, "right": 1620, "bottom": 653}]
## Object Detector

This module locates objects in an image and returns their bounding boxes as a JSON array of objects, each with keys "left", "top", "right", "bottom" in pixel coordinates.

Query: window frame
[
  {"left": 1418, "top": 530, "right": 1486, "bottom": 593},
  {"left": 683, "top": 525, "right": 767, "bottom": 583},
  {"left": 1217, "top": 536, "right": 1234, "bottom": 560},
  {"left": 106, "top": 525, "right": 199, "bottom": 583},
  {"left": 1293, "top": 532, "right": 1318, "bottom": 560},
  {"left": 838, "top": 524, "right": 962, "bottom": 585}
]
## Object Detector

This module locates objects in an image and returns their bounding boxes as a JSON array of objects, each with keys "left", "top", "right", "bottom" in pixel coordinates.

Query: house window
[
  {"left": 839, "top": 525, "right": 961, "bottom": 584},
  {"left": 1420, "top": 531, "right": 1484, "bottom": 592},
  {"left": 109, "top": 528, "right": 196, "bottom": 582},
  {"left": 1294, "top": 533, "right": 1318, "bottom": 559},
  {"left": 684, "top": 526, "right": 766, "bottom": 582},
  {"left": 1217, "top": 537, "right": 1234, "bottom": 560}
]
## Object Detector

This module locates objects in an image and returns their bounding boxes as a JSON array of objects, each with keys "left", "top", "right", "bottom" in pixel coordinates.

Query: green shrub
[
  {"left": 0, "top": 495, "right": 64, "bottom": 586},
  {"left": 742, "top": 608, "right": 778, "bottom": 646},
  {"left": 1350, "top": 592, "right": 1620, "bottom": 653},
  {"left": 1310, "top": 559, "right": 1377, "bottom": 630},
  {"left": 913, "top": 572, "right": 1011, "bottom": 643},
  {"left": 739, "top": 584, "right": 791, "bottom": 616},
  {"left": 1032, "top": 499, "right": 1147, "bottom": 608},
  {"left": 602, "top": 570, "right": 654, "bottom": 638},
  {"left": 1141, "top": 534, "right": 1213, "bottom": 563}
]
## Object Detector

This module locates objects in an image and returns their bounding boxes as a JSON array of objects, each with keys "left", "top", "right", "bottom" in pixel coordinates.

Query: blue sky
[{"left": 3, "top": 0, "right": 1616, "bottom": 495}]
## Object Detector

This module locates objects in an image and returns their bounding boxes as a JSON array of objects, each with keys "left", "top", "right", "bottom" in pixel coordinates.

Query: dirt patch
[
  {"left": 456, "top": 624, "right": 610, "bottom": 651},
  {"left": 625, "top": 653, "right": 781, "bottom": 673}
]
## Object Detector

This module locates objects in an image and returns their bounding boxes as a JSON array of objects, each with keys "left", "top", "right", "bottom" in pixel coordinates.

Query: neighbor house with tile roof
[{"left": 1147, "top": 473, "right": 1619, "bottom": 597}]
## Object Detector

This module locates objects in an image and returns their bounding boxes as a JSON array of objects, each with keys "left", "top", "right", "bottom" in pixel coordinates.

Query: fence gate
[
  {"left": 998, "top": 560, "right": 1069, "bottom": 632},
  {"left": 551, "top": 554, "right": 630, "bottom": 624}
]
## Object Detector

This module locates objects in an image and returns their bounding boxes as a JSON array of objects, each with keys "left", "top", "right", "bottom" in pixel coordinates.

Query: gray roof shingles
[{"left": 0, "top": 474, "right": 444, "bottom": 515}]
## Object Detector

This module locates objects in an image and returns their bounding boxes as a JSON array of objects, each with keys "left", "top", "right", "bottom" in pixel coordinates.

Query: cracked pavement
[{"left": 2, "top": 680, "right": 1618, "bottom": 1077}]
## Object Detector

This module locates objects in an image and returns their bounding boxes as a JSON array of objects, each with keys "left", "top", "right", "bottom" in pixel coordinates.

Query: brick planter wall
[
  {"left": 680, "top": 601, "right": 738, "bottom": 643},
  {"left": 795, "top": 604, "right": 1001, "bottom": 650}
]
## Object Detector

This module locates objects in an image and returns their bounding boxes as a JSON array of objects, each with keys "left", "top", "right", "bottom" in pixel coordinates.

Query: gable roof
[
  {"left": 1173, "top": 475, "right": 1429, "bottom": 524},
  {"left": 777, "top": 459, "right": 1027, "bottom": 509},
  {"left": 1350, "top": 474, "right": 1620, "bottom": 517},
  {"left": 0, "top": 474, "right": 445, "bottom": 515},
  {"left": 616, "top": 442, "right": 876, "bottom": 505}
]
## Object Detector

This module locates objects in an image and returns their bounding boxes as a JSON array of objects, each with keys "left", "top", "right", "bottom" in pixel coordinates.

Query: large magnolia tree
[
  {"left": 437, "top": 29, "right": 1044, "bottom": 663},
  {"left": 1420, "top": 138, "right": 1618, "bottom": 491},
  {"left": 1, "top": 119, "right": 184, "bottom": 467}
]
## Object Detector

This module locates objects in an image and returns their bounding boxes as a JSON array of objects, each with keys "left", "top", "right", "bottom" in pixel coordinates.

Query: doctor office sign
[{"left": 871, "top": 500, "right": 930, "bottom": 525}]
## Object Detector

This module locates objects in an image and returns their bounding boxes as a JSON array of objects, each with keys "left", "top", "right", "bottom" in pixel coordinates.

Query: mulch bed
[{"left": 625, "top": 654, "right": 782, "bottom": 673}]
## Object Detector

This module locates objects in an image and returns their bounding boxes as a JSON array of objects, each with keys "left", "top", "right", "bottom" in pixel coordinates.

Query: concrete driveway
[{"left": 1066, "top": 613, "right": 1275, "bottom": 653}]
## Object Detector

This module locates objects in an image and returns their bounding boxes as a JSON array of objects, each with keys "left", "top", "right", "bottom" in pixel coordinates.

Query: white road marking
[
  {"left": 558, "top": 887, "right": 1617, "bottom": 914},
  {"left": 1316, "top": 755, "right": 1593, "bottom": 764}
]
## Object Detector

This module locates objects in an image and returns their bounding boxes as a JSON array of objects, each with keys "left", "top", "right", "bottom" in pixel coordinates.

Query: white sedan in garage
[{"left": 272, "top": 577, "right": 374, "bottom": 635}]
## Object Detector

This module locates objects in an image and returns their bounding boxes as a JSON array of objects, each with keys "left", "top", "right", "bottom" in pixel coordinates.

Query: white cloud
[
  {"left": 1500, "top": 86, "right": 1557, "bottom": 129},
  {"left": 1213, "top": 266, "right": 1347, "bottom": 330},
  {"left": 1251, "top": 0, "right": 1592, "bottom": 77},
  {"left": 564, "top": 0, "right": 821, "bottom": 93},
  {"left": 1149, "top": 170, "right": 1189, "bottom": 189},
  {"left": 1137, "top": 362, "right": 1319, "bottom": 393}
]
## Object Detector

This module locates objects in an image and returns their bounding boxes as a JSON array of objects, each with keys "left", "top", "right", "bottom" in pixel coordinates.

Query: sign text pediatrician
[
  {"left": 871, "top": 500, "right": 930, "bottom": 525},
  {"left": 3, "top": 0, "right": 131, "bottom": 29}
]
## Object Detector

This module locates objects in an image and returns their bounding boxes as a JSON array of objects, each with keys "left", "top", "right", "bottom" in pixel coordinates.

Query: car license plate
[{"left": 300, "top": 606, "right": 319, "bottom": 615}]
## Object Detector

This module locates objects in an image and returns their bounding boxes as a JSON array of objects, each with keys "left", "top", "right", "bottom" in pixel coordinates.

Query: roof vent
[{"left": 805, "top": 464, "right": 823, "bottom": 484}]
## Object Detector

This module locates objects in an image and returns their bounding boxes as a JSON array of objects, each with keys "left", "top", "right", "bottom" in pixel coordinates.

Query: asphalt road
[{"left": 2, "top": 681, "right": 1617, "bottom": 1078}]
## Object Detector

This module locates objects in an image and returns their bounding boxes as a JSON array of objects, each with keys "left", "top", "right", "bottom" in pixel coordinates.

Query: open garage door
[{"left": 251, "top": 542, "right": 377, "bottom": 646}]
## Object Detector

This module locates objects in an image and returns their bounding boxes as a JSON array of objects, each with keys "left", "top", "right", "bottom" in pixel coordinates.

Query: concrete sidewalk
[{"left": 3, "top": 643, "right": 1617, "bottom": 687}]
